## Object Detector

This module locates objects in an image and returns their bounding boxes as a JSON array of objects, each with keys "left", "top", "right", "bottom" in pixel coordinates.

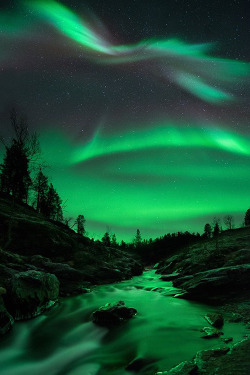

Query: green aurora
[
  {"left": 0, "top": 0, "right": 249, "bottom": 241},
  {"left": 25, "top": 0, "right": 250, "bottom": 103},
  {"left": 39, "top": 122, "right": 250, "bottom": 241}
]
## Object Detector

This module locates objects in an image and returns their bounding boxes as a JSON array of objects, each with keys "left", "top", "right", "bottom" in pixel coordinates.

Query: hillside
[
  {"left": 156, "top": 226, "right": 250, "bottom": 316},
  {"left": 0, "top": 194, "right": 143, "bottom": 335}
]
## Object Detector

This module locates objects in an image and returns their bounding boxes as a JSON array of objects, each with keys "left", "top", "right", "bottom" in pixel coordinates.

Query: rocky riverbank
[
  {"left": 156, "top": 226, "right": 250, "bottom": 374},
  {"left": 0, "top": 195, "right": 143, "bottom": 335}
]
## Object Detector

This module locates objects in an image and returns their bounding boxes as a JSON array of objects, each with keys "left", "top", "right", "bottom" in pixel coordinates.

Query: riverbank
[{"left": 155, "top": 226, "right": 250, "bottom": 374}]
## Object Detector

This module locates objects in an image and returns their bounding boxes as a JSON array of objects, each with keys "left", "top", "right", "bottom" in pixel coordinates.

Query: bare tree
[{"left": 223, "top": 215, "right": 234, "bottom": 230}]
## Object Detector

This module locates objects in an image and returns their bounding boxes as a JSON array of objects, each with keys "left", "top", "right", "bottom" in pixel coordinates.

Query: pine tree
[
  {"left": 41, "top": 183, "right": 63, "bottom": 221},
  {"left": 111, "top": 233, "right": 117, "bottom": 247},
  {"left": 204, "top": 223, "right": 212, "bottom": 238},
  {"left": 134, "top": 229, "right": 142, "bottom": 248},
  {"left": 76, "top": 214, "right": 86, "bottom": 235},
  {"left": 33, "top": 168, "right": 49, "bottom": 212},
  {"left": 0, "top": 140, "right": 31, "bottom": 202},
  {"left": 244, "top": 209, "right": 250, "bottom": 226},
  {"left": 213, "top": 222, "right": 220, "bottom": 237},
  {"left": 102, "top": 232, "right": 111, "bottom": 247}
]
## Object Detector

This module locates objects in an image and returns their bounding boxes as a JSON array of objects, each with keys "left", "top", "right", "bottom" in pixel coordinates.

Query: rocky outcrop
[
  {"left": 157, "top": 339, "right": 250, "bottom": 375},
  {"left": 92, "top": 301, "right": 137, "bottom": 326},
  {"left": 4, "top": 270, "right": 59, "bottom": 320},
  {"left": 173, "top": 264, "right": 250, "bottom": 302}
]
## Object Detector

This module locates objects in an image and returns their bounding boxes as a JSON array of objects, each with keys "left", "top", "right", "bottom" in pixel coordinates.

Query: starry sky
[{"left": 0, "top": 0, "right": 250, "bottom": 241}]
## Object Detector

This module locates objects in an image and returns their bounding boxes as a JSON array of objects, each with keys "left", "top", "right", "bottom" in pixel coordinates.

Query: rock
[
  {"left": 204, "top": 312, "right": 224, "bottom": 328},
  {"left": 160, "top": 273, "right": 181, "bottom": 281},
  {"left": 92, "top": 301, "right": 137, "bottom": 327},
  {"left": 194, "top": 347, "right": 229, "bottom": 369},
  {"left": 194, "top": 339, "right": 250, "bottom": 374},
  {"left": 30, "top": 255, "right": 52, "bottom": 267},
  {"left": 221, "top": 337, "right": 233, "bottom": 343},
  {"left": 173, "top": 265, "right": 250, "bottom": 301},
  {"left": 228, "top": 312, "right": 243, "bottom": 322},
  {"left": 156, "top": 361, "right": 198, "bottom": 374},
  {"left": 39, "top": 262, "right": 91, "bottom": 296},
  {"left": 0, "top": 297, "right": 14, "bottom": 335},
  {"left": 0, "top": 287, "right": 6, "bottom": 295},
  {"left": 4, "top": 270, "right": 59, "bottom": 320},
  {"left": 200, "top": 327, "right": 223, "bottom": 339},
  {"left": 126, "top": 357, "right": 156, "bottom": 372}
]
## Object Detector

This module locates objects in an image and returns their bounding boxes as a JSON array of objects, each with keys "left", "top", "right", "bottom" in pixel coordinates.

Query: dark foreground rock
[
  {"left": 92, "top": 301, "right": 137, "bottom": 326},
  {"left": 4, "top": 270, "right": 59, "bottom": 320},
  {"left": 157, "top": 339, "right": 250, "bottom": 375}
]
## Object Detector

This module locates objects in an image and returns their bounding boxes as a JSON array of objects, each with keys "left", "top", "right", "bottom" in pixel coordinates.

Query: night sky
[{"left": 0, "top": 0, "right": 250, "bottom": 241}]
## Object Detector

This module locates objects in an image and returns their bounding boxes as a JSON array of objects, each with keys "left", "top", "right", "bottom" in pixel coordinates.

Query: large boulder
[
  {"left": 36, "top": 262, "right": 91, "bottom": 296},
  {"left": 92, "top": 301, "right": 137, "bottom": 327},
  {"left": 173, "top": 264, "right": 250, "bottom": 301},
  {"left": 4, "top": 270, "right": 59, "bottom": 320}
]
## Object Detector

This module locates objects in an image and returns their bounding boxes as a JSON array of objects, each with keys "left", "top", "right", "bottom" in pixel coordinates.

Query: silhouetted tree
[
  {"left": 213, "top": 222, "right": 220, "bottom": 237},
  {"left": 76, "top": 214, "right": 86, "bottom": 235},
  {"left": 244, "top": 209, "right": 250, "bottom": 226},
  {"left": 102, "top": 231, "right": 111, "bottom": 247},
  {"left": 41, "top": 183, "right": 63, "bottom": 221},
  {"left": 224, "top": 215, "right": 234, "bottom": 230},
  {"left": 0, "top": 140, "right": 31, "bottom": 202},
  {"left": 111, "top": 233, "right": 117, "bottom": 247},
  {"left": 134, "top": 229, "right": 142, "bottom": 248},
  {"left": 204, "top": 223, "right": 212, "bottom": 238},
  {"left": 120, "top": 240, "right": 126, "bottom": 250},
  {"left": 0, "top": 109, "right": 40, "bottom": 202},
  {"left": 33, "top": 168, "right": 48, "bottom": 212}
]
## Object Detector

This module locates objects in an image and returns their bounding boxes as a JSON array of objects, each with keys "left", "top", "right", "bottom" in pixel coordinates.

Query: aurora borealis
[{"left": 0, "top": 0, "right": 250, "bottom": 240}]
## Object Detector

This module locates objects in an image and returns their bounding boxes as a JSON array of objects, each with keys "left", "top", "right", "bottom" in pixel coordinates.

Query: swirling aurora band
[
  {"left": 70, "top": 123, "right": 250, "bottom": 165},
  {"left": 1, "top": 0, "right": 244, "bottom": 103}
]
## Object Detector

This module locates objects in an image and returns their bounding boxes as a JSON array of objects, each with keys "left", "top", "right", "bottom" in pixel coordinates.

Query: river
[{"left": 0, "top": 270, "right": 247, "bottom": 375}]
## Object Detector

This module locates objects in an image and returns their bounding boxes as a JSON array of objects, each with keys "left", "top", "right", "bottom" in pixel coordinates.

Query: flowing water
[{"left": 0, "top": 270, "right": 248, "bottom": 375}]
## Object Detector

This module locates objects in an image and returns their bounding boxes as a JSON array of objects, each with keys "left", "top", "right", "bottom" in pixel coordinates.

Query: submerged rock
[
  {"left": 221, "top": 337, "right": 233, "bottom": 343},
  {"left": 204, "top": 312, "right": 224, "bottom": 328},
  {"left": 4, "top": 270, "right": 59, "bottom": 320},
  {"left": 92, "top": 301, "right": 137, "bottom": 326},
  {"left": 200, "top": 326, "right": 223, "bottom": 339}
]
